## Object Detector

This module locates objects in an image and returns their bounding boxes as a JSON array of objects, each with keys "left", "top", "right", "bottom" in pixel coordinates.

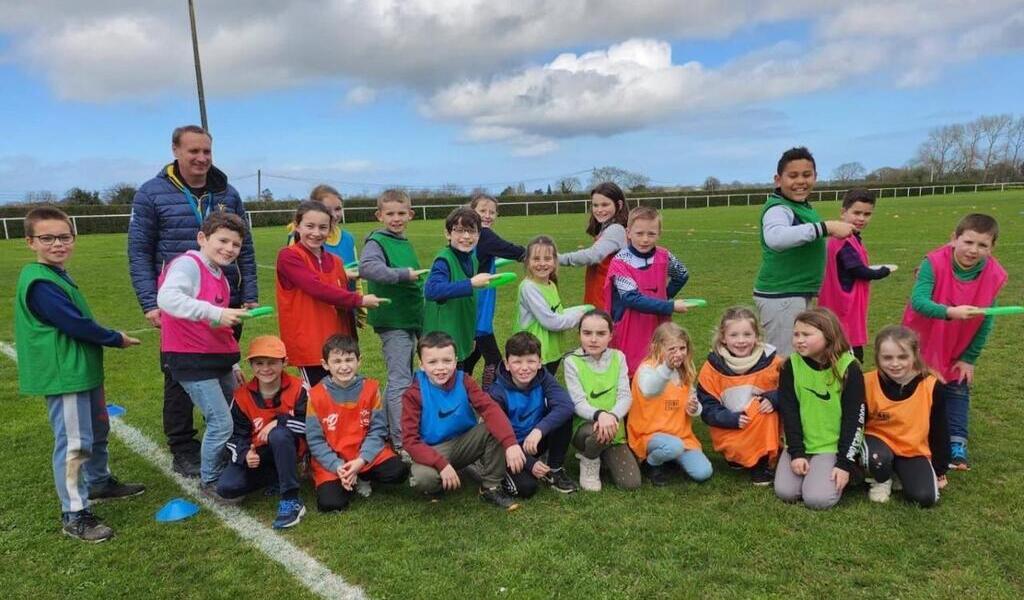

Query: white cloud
[{"left": 344, "top": 86, "right": 377, "bottom": 106}]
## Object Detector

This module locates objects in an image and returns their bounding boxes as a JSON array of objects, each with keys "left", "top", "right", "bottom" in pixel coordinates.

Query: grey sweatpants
[
  {"left": 409, "top": 424, "right": 507, "bottom": 492},
  {"left": 753, "top": 295, "right": 810, "bottom": 357},
  {"left": 774, "top": 450, "right": 844, "bottom": 510},
  {"left": 378, "top": 328, "right": 417, "bottom": 449}
]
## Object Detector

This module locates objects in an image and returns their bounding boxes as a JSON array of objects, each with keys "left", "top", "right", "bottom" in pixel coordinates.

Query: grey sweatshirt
[
  {"left": 515, "top": 279, "right": 587, "bottom": 331},
  {"left": 634, "top": 362, "right": 702, "bottom": 416},
  {"left": 305, "top": 375, "right": 390, "bottom": 472},
  {"left": 359, "top": 230, "right": 418, "bottom": 284},
  {"left": 564, "top": 347, "right": 632, "bottom": 420},
  {"left": 761, "top": 205, "right": 825, "bottom": 252},
  {"left": 559, "top": 223, "right": 626, "bottom": 266}
]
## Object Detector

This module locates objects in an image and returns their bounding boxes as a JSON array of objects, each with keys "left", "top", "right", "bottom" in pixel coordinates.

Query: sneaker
[
  {"left": 726, "top": 460, "right": 745, "bottom": 471},
  {"left": 479, "top": 486, "right": 521, "bottom": 511},
  {"left": 356, "top": 478, "right": 373, "bottom": 498},
  {"left": 749, "top": 465, "right": 774, "bottom": 486},
  {"left": 891, "top": 474, "right": 903, "bottom": 492},
  {"left": 646, "top": 463, "right": 670, "bottom": 487},
  {"left": 62, "top": 511, "right": 114, "bottom": 543},
  {"left": 199, "top": 481, "right": 244, "bottom": 506},
  {"left": 949, "top": 442, "right": 970, "bottom": 471},
  {"left": 542, "top": 468, "right": 578, "bottom": 494},
  {"left": 459, "top": 461, "right": 484, "bottom": 485},
  {"left": 272, "top": 498, "right": 306, "bottom": 529},
  {"left": 172, "top": 454, "right": 201, "bottom": 478},
  {"left": 577, "top": 454, "right": 602, "bottom": 492},
  {"left": 868, "top": 479, "right": 893, "bottom": 503},
  {"left": 90, "top": 476, "right": 146, "bottom": 502},
  {"left": 398, "top": 449, "right": 412, "bottom": 465}
]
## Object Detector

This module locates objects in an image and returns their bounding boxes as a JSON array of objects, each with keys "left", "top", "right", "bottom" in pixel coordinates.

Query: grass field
[{"left": 2, "top": 190, "right": 1023, "bottom": 599}]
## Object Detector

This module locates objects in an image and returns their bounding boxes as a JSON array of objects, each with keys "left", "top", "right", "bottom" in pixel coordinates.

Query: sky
[{"left": 0, "top": 1, "right": 1022, "bottom": 202}]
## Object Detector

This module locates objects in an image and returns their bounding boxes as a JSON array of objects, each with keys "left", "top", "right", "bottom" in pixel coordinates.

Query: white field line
[
  {"left": 257, "top": 263, "right": 276, "bottom": 270},
  {"left": 0, "top": 340, "right": 365, "bottom": 600}
]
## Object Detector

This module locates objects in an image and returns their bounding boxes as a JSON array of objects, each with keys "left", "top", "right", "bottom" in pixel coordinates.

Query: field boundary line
[{"left": 0, "top": 340, "right": 366, "bottom": 600}]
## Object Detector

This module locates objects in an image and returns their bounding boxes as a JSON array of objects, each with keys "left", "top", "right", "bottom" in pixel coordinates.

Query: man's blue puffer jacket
[{"left": 127, "top": 163, "right": 259, "bottom": 313}]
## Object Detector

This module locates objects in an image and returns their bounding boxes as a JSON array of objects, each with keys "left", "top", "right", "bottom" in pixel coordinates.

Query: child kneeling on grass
[
  {"left": 217, "top": 336, "right": 309, "bottom": 528},
  {"left": 488, "top": 332, "right": 577, "bottom": 497},
  {"left": 15, "top": 207, "right": 144, "bottom": 543},
  {"left": 402, "top": 331, "right": 526, "bottom": 510},
  {"left": 629, "top": 322, "right": 712, "bottom": 487},
  {"left": 306, "top": 335, "right": 410, "bottom": 513}
]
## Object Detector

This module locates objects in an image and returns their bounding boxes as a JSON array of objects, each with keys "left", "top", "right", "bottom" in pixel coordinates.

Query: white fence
[{"left": 3, "top": 181, "right": 1023, "bottom": 240}]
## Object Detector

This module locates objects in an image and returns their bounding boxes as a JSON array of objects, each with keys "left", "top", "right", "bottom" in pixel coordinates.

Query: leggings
[
  {"left": 865, "top": 435, "right": 938, "bottom": 507},
  {"left": 464, "top": 334, "right": 501, "bottom": 376}
]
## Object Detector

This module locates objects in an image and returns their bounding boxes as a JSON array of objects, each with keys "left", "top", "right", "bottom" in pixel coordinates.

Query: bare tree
[
  {"left": 555, "top": 176, "right": 581, "bottom": 194},
  {"left": 25, "top": 190, "right": 57, "bottom": 204},
  {"left": 916, "top": 125, "right": 959, "bottom": 180},
  {"left": 956, "top": 121, "right": 983, "bottom": 176},
  {"left": 589, "top": 166, "right": 650, "bottom": 191},
  {"left": 977, "top": 114, "right": 1013, "bottom": 181},
  {"left": 703, "top": 176, "right": 721, "bottom": 192},
  {"left": 436, "top": 183, "right": 465, "bottom": 197},
  {"left": 830, "top": 162, "right": 866, "bottom": 182}
]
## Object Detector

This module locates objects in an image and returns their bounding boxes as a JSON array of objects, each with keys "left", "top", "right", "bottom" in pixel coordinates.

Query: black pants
[
  {"left": 852, "top": 346, "right": 864, "bottom": 363},
  {"left": 315, "top": 456, "right": 409, "bottom": 512},
  {"left": 544, "top": 359, "right": 562, "bottom": 376},
  {"left": 865, "top": 435, "right": 938, "bottom": 508},
  {"left": 502, "top": 419, "right": 573, "bottom": 498},
  {"left": 464, "top": 334, "right": 501, "bottom": 375},
  {"left": 217, "top": 427, "right": 302, "bottom": 499}
]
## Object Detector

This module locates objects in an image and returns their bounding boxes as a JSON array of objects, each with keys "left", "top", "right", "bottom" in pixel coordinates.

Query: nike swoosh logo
[
  {"left": 804, "top": 387, "right": 831, "bottom": 401},
  {"left": 438, "top": 408, "right": 457, "bottom": 419},
  {"left": 590, "top": 386, "right": 614, "bottom": 399},
  {"left": 550, "top": 303, "right": 562, "bottom": 311}
]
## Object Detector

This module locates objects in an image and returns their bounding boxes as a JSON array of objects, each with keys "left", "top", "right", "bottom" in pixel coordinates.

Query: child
[
  {"left": 605, "top": 206, "right": 690, "bottom": 376},
  {"left": 864, "top": 326, "right": 949, "bottom": 506},
  {"left": 903, "top": 213, "right": 1005, "bottom": 471},
  {"left": 629, "top": 322, "right": 713, "bottom": 486},
  {"left": 513, "top": 235, "right": 588, "bottom": 374},
  {"left": 217, "top": 336, "right": 309, "bottom": 528},
  {"left": 697, "top": 307, "right": 782, "bottom": 486},
  {"left": 359, "top": 189, "right": 428, "bottom": 455},
  {"left": 464, "top": 193, "right": 525, "bottom": 389},
  {"left": 277, "top": 201, "right": 381, "bottom": 387},
  {"left": 423, "top": 208, "right": 495, "bottom": 368},
  {"left": 818, "top": 188, "right": 893, "bottom": 361},
  {"left": 558, "top": 182, "right": 629, "bottom": 311},
  {"left": 402, "top": 332, "right": 526, "bottom": 510},
  {"left": 753, "top": 147, "right": 855, "bottom": 356},
  {"left": 488, "top": 332, "right": 577, "bottom": 496},
  {"left": 565, "top": 310, "right": 639, "bottom": 492},
  {"left": 286, "top": 184, "right": 359, "bottom": 286},
  {"left": 14, "top": 207, "right": 144, "bottom": 542},
  {"left": 306, "top": 335, "right": 410, "bottom": 513},
  {"left": 774, "top": 308, "right": 865, "bottom": 510},
  {"left": 157, "top": 211, "right": 250, "bottom": 500}
]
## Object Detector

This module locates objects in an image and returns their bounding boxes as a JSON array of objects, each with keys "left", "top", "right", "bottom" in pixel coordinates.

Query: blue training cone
[
  {"left": 156, "top": 498, "right": 200, "bottom": 522},
  {"left": 107, "top": 404, "right": 126, "bottom": 418}
]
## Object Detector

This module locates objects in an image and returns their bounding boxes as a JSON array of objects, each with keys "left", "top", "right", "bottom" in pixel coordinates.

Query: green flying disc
[
  {"left": 344, "top": 260, "right": 359, "bottom": 270},
  {"left": 494, "top": 257, "right": 515, "bottom": 268},
  {"left": 375, "top": 298, "right": 393, "bottom": 306},
  {"left": 487, "top": 272, "right": 518, "bottom": 289},
  {"left": 683, "top": 298, "right": 708, "bottom": 308},
  {"left": 981, "top": 306, "right": 1024, "bottom": 316},
  {"left": 242, "top": 306, "right": 275, "bottom": 319}
]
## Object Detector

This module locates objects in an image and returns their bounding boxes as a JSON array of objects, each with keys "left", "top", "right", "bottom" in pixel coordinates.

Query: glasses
[
  {"left": 450, "top": 227, "right": 478, "bottom": 237},
  {"left": 31, "top": 234, "right": 76, "bottom": 246}
]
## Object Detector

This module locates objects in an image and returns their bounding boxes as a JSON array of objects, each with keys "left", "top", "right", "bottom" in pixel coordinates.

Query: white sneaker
[
  {"left": 891, "top": 474, "right": 903, "bottom": 492},
  {"left": 868, "top": 479, "right": 892, "bottom": 503},
  {"left": 356, "top": 479, "right": 373, "bottom": 498},
  {"left": 577, "top": 453, "right": 602, "bottom": 492}
]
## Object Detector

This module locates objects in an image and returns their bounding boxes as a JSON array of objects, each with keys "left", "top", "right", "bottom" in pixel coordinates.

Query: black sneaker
[
  {"left": 172, "top": 454, "right": 201, "bottom": 478},
  {"left": 479, "top": 486, "right": 521, "bottom": 511},
  {"left": 726, "top": 460, "right": 745, "bottom": 471},
  {"left": 90, "top": 476, "right": 146, "bottom": 502},
  {"left": 749, "top": 465, "right": 774, "bottom": 486},
  {"left": 199, "top": 481, "right": 244, "bottom": 506},
  {"left": 543, "top": 468, "right": 579, "bottom": 494},
  {"left": 62, "top": 510, "right": 113, "bottom": 543},
  {"left": 647, "top": 464, "right": 670, "bottom": 487}
]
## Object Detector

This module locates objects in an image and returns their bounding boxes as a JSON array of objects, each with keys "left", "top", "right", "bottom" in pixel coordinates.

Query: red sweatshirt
[
  {"left": 276, "top": 243, "right": 363, "bottom": 309},
  {"left": 401, "top": 373, "right": 517, "bottom": 471}
]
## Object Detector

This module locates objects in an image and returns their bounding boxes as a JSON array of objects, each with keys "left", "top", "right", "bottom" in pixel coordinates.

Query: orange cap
[{"left": 246, "top": 335, "right": 287, "bottom": 360}]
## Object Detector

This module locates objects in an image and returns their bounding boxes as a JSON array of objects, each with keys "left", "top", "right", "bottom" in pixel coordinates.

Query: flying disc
[
  {"left": 683, "top": 298, "right": 708, "bottom": 308},
  {"left": 487, "top": 272, "right": 518, "bottom": 288},
  {"left": 374, "top": 298, "right": 393, "bottom": 306},
  {"left": 980, "top": 306, "right": 1024, "bottom": 316},
  {"left": 241, "top": 306, "right": 275, "bottom": 319},
  {"left": 345, "top": 260, "right": 359, "bottom": 270},
  {"left": 494, "top": 257, "right": 515, "bottom": 268},
  {"left": 870, "top": 264, "right": 898, "bottom": 271}
]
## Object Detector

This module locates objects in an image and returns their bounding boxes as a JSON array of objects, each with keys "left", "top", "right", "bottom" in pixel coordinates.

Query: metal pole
[
  {"left": 257, "top": 169, "right": 261, "bottom": 201},
  {"left": 188, "top": 0, "right": 208, "bottom": 131}
]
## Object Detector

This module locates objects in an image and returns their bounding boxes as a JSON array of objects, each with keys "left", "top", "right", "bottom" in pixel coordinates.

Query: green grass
[{"left": 2, "top": 190, "right": 1023, "bottom": 599}]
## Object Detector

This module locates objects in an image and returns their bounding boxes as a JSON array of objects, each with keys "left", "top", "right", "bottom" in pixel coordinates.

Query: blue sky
[{"left": 1, "top": 1, "right": 1022, "bottom": 202}]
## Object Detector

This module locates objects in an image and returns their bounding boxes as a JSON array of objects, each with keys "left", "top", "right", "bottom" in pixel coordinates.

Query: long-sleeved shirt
[
  {"left": 359, "top": 230, "right": 418, "bottom": 285},
  {"left": 558, "top": 223, "right": 626, "bottom": 266},
  {"left": 777, "top": 356, "right": 865, "bottom": 472},
  {"left": 910, "top": 257, "right": 994, "bottom": 364},
  {"left": 476, "top": 227, "right": 525, "bottom": 273},
  {"left": 634, "top": 361, "right": 702, "bottom": 416},
  {"left": 401, "top": 373, "right": 517, "bottom": 471},
  {"left": 424, "top": 246, "right": 475, "bottom": 302},
  {"left": 696, "top": 351, "right": 779, "bottom": 429},
  {"left": 873, "top": 373, "right": 949, "bottom": 476},
  {"left": 304, "top": 376, "right": 389, "bottom": 472},
  {"left": 761, "top": 202, "right": 827, "bottom": 252},
  {"left": 488, "top": 363, "right": 573, "bottom": 470},
  {"left": 564, "top": 348, "right": 632, "bottom": 420},
  {"left": 26, "top": 265, "right": 123, "bottom": 348},
  {"left": 156, "top": 250, "right": 227, "bottom": 323},
  {"left": 835, "top": 235, "right": 890, "bottom": 292},
  {"left": 609, "top": 245, "right": 689, "bottom": 321},
  {"left": 226, "top": 380, "right": 308, "bottom": 465},
  {"left": 515, "top": 279, "right": 586, "bottom": 331},
  {"left": 276, "top": 243, "right": 363, "bottom": 309}
]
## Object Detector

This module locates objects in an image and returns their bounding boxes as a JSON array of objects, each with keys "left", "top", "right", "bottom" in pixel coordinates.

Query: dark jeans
[
  {"left": 865, "top": 435, "right": 938, "bottom": 508},
  {"left": 938, "top": 380, "right": 970, "bottom": 444},
  {"left": 464, "top": 334, "right": 501, "bottom": 375},
  {"left": 544, "top": 359, "right": 562, "bottom": 376},
  {"left": 852, "top": 346, "right": 864, "bottom": 363},
  {"left": 503, "top": 419, "right": 573, "bottom": 498},
  {"left": 217, "top": 426, "right": 302, "bottom": 499},
  {"left": 315, "top": 456, "right": 409, "bottom": 512}
]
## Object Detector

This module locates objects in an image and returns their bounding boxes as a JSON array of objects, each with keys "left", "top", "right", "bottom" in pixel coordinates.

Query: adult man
[{"left": 128, "top": 125, "right": 258, "bottom": 477}]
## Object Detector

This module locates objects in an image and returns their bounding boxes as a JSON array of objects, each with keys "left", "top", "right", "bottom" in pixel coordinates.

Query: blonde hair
[
  {"left": 647, "top": 322, "right": 696, "bottom": 386},
  {"left": 711, "top": 306, "right": 762, "bottom": 351},
  {"left": 309, "top": 184, "right": 342, "bottom": 204},
  {"left": 627, "top": 205, "right": 661, "bottom": 230},
  {"left": 377, "top": 188, "right": 412, "bottom": 210},
  {"left": 873, "top": 325, "right": 931, "bottom": 381},
  {"left": 792, "top": 307, "right": 851, "bottom": 381},
  {"left": 524, "top": 235, "right": 559, "bottom": 285}
]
